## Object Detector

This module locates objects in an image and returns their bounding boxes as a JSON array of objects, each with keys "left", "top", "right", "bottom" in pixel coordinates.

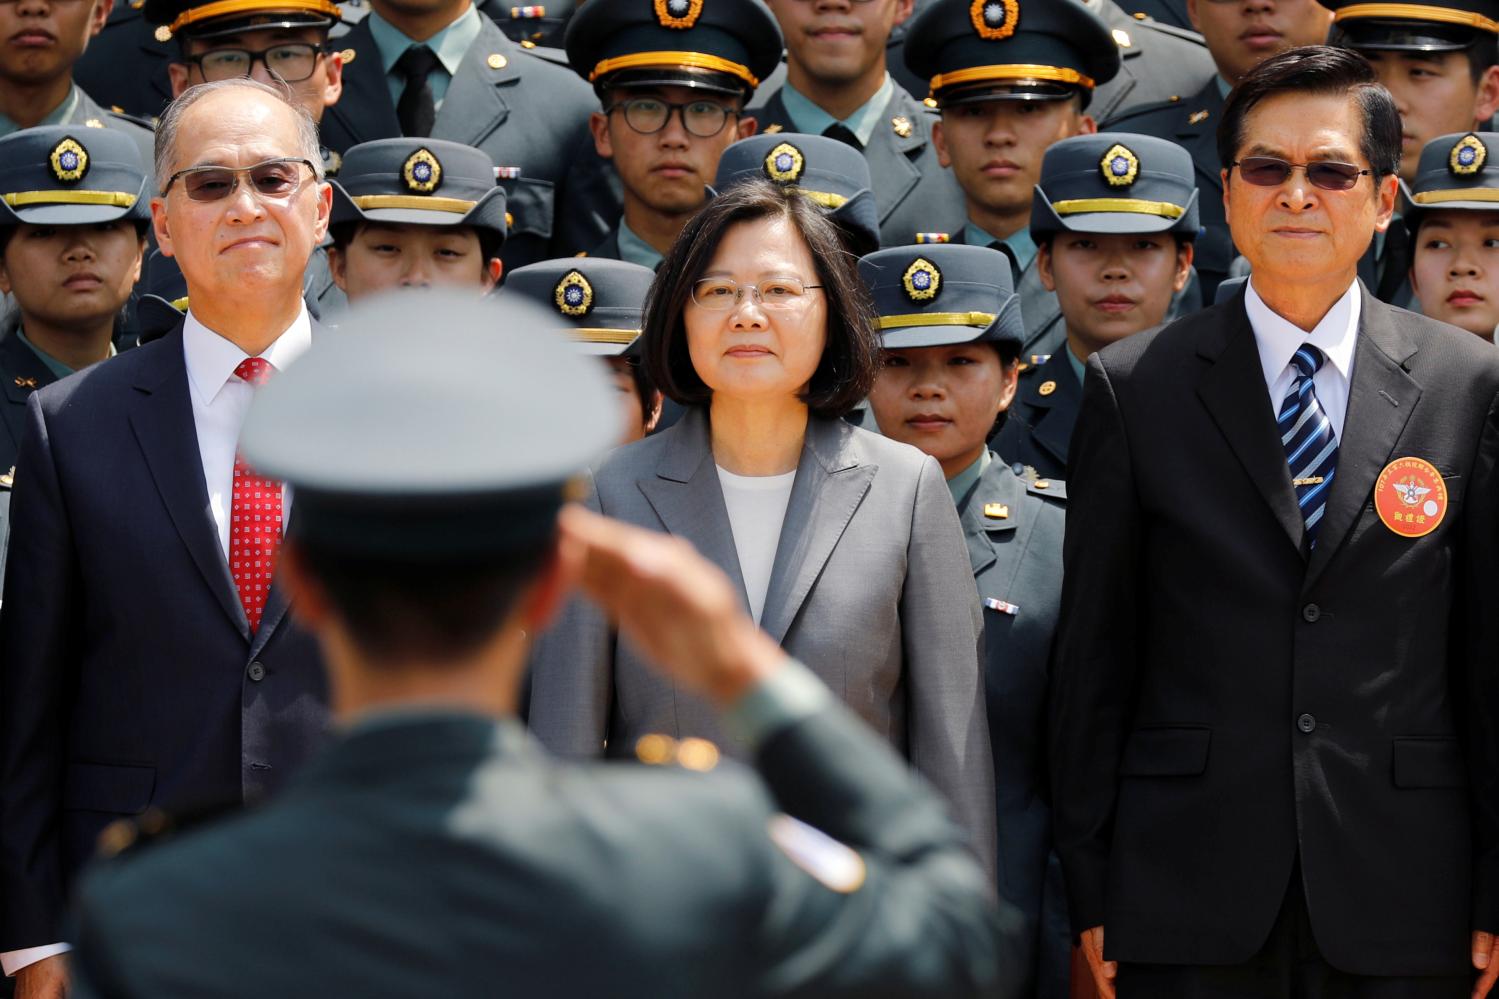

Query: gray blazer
[{"left": 529, "top": 408, "right": 997, "bottom": 875}]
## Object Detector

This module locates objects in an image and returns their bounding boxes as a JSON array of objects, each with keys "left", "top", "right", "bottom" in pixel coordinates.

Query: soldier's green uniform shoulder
[
  {"left": 1130, "top": 15, "right": 1209, "bottom": 48},
  {"left": 1102, "top": 94, "right": 1188, "bottom": 129},
  {"left": 104, "top": 107, "right": 156, "bottom": 132},
  {"left": 1025, "top": 475, "right": 1067, "bottom": 503}
]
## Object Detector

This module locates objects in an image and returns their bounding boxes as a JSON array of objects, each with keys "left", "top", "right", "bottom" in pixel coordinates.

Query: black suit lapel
[
  {"left": 1304, "top": 292, "right": 1420, "bottom": 584},
  {"left": 1196, "top": 299, "right": 1306, "bottom": 554},
  {"left": 128, "top": 326, "right": 250, "bottom": 638}
]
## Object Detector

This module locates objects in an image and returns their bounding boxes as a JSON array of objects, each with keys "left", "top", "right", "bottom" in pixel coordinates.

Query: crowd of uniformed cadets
[{"left": 5, "top": 0, "right": 1499, "bottom": 995}]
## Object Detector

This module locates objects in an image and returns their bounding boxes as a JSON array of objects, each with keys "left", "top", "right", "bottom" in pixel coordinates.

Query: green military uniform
[
  {"left": 861, "top": 242, "right": 1070, "bottom": 998},
  {"left": 73, "top": 1, "right": 175, "bottom": 122},
  {"left": 1086, "top": 0, "right": 1214, "bottom": 124},
  {"left": 996, "top": 131, "right": 1200, "bottom": 481},
  {"left": 66, "top": 291, "right": 1014, "bottom": 999}
]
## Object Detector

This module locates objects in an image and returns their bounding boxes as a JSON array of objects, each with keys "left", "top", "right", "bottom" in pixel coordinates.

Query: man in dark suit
[
  {"left": 67, "top": 291, "right": 1012, "bottom": 999},
  {"left": 0, "top": 78, "right": 332, "bottom": 998},
  {"left": 316, "top": 0, "right": 616, "bottom": 268},
  {"left": 1104, "top": 0, "right": 1335, "bottom": 299},
  {"left": 753, "top": 0, "right": 968, "bottom": 247},
  {"left": 1051, "top": 46, "right": 1499, "bottom": 998}
]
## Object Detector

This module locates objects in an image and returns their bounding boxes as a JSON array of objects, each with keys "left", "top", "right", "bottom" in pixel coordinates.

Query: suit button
[
  {"left": 1297, "top": 713, "right": 1316, "bottom": 734},
  {"left": 1302, "top": 603, "right": 1321, "bottom": 622},
  {"left": 247, "top": 661, "right": 266, "bottom": 682}
]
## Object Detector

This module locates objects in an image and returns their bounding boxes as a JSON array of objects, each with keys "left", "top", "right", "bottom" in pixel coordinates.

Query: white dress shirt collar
[
  {"left": 1246, "top": 277, "right": 1360, "bottom": 393},
  {"left": 183, "top": 305, "right": 312, "bottom": 406}
]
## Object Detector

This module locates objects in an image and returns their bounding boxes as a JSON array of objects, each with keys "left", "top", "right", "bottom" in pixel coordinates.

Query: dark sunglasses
[
  {"left": 1230, "top": 156, "right": 1372, "bottom": 192},
  {"left": 163, "top": 157, "right": 317, "bottom": 202}
]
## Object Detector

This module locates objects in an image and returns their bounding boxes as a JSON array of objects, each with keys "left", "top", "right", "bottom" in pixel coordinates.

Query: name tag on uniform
[{"left": 984, "top": 597, "right": 1019, "bottom": 616}]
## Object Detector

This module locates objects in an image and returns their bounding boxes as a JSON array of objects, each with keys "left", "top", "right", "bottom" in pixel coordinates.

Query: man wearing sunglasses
[
  {"left": 1053, "top": 45, "right": 1499, "bottom": 999},
  {"left": 564, "top": 0, "right": 779, "bottom": 269},
  {"left": 0, "top": 78, "right": 332, "bottom": 999}
]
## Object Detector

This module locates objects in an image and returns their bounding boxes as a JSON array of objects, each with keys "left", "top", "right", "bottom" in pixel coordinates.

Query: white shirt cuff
[{"left": 2, "top": 942, "right": 71, "bottom": 976}]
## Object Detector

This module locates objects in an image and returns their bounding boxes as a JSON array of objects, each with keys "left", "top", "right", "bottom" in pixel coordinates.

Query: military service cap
[
  {"left": 564, "top": 0, "right": 783, "bottom": 97},
  {"left": 144, "top": 0, "right": 341, "bottom": 41},
  {"left": 136, "top": 249, "right": 191, "bottom": 344},
  {"left": 1322, "top": 0, "right": 1499, "bottom": 51},
  {"left": 330, "top": 139, "right": 508, "bottom": 244},
  {"left": 859, "top": 244, "right": 1025, "bottom": 350},
  {"left": 239, "top": 292, "right": 617, "bottom": 559},
  {"left": 0, "top": 126, "right": 150, "bottom": 227},
  {"left": 712, "top": 134, "right": 881, "bottom": 256},
  {"left": 1031, "top": 132, "right": 1199, "bottom": 240},
  {"left": 903, "top": 0, "right": 1121, "bottom": 108},
  {"left": 505, "top": 258, "right": 654, "bottom": 357},
  {"left": 1404, "top": 131, "right": 1499, "bottom": 226}
]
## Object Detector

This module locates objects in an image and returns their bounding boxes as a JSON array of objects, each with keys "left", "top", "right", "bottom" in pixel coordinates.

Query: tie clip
[{"left": 1292, "top": 476, "right": 1325, "bottom": 487}]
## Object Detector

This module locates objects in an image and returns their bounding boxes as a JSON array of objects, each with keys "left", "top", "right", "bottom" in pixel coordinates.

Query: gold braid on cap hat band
[
  {"left": 168, "top": 0, "right": 341, "bottom": 32},
  {"left": 878, "top": 311, "right": 998, "bottom": 329},
  {"left": 930, "top": 64, "right": 1096, "bottom": 93},
  {"left": 4, "top": 190, "right": 139, "bottom": 208},
  {"left": 1052, "top": 198, "right": 1186, "bottom": 219},
  {"left": 590, "top": 52, "right": 759, "bottom": 88},
  {"left": 1411, "top": 187, "right": 1499, "bottom": 204},
  {"left": 790, "top": 188, "right": 848, "bottom": 209},
  {"left": 566, "top": 328, "right": 639, "bottom": 344},
  {"left": 1332, "top": 4, "right": 1499, "bottom": 33},
  {"left": 351, "top": 195, "right": 477, "bottom": 213}
]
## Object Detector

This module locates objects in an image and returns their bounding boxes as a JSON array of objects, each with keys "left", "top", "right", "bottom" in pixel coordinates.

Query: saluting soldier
[
  {"left": 862, "top": 243, "right": 1072, "bottom": 999},
  {"left": 504, "top": 257, "right": 662, "bottom": 444},
  {"left": 1083, "top": 0, "right": 1215, "bottom": 125},
  {"left": 563, "top": 0, "right": 778, "bottom": 269},
  {"left": 326, "top": 137, "right": 506, "bottom": 303},
  {"left": 314, "top": 0, "right": 614, "bottom": 268},
  {"left": 995, "top": 133, "right": 1198, "bottom": 483},
  {"left": 67, "top": 291, "right": 1012, "bottom": 999},
  {"left": 1105, "top": 0, "right": 1336, "bottom": 300},
  {"left": 903, "top": 0, "right": 1121, "bottom": 360},
  {"left": 752, "top": 0, "right": 968, "bottom": 248}
]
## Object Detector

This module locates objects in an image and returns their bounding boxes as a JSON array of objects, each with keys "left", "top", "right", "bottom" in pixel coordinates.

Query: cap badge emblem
[
  {"left": 555, "top": 270, "right": 595, "bottom": 318},
  {"left": 49, "top": 138, "right": 88, "bottom": 184},
  {"left": 902, "top": 257, "right": 941, "bottom": 303},
  {"left": 655, "top": 0, "right": 702, "bottom": 29},
  {"left": 402, "top": 148, "right": 442, "bottom": 194},
  {"left": 1101, "top": 143, "right": 1139, "bottom": 188},
  {"left": 764, "top": 142, "right": 805, "bottom": 184},
  {"left": 970, "top": 0, "right": 1019, "bottom": 41},
  {"left": 1450, "top": 134, "right": 1486, "bottom": 177}
]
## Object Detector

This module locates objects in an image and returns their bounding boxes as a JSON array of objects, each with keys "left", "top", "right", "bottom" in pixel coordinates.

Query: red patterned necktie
[{"left": 231, "top": 357, "right": 282, "bottom": 632}]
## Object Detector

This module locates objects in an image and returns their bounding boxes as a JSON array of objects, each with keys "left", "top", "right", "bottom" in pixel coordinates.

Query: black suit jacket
[
  {"left": 1049, "top": 286, "right": 1499, "bottom": 975},
  {"left": 0, "top": 321, "right": 329, "bottom": 950}
]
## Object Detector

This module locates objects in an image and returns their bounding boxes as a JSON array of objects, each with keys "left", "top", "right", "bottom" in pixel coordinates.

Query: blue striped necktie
[{"left": 1278, "top": 345, "right": 1339, "bottom": 547}]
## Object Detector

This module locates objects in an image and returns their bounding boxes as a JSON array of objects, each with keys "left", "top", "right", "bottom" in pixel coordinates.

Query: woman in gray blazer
[{"left": 528, "top": 181, "right": 995, "bottom": 872}]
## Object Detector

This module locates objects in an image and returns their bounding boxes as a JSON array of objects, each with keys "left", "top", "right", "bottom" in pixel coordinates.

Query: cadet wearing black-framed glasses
[
  {"left": 606, "top": 97, "right": 739, "bottom": 139},
  {"left": 182, "top": 42, "right": 329, "bottom": 83}
]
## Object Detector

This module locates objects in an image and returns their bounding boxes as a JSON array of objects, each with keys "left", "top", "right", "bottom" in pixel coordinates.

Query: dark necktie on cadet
[
  {"left": 986, "top": 239, "right": 1022, "bottom": 288},
  {"left": 1278, "top": 345, "right": 1339, "bottom": 548},
  {"left": 231, "top": 357, "right": 283, "bottom": 632},
  {"left": 395, "top": 44, "right": 441, "bottom": 138},
  {"left": 821, "top": 122, "right": 862, "bottom": 151}
]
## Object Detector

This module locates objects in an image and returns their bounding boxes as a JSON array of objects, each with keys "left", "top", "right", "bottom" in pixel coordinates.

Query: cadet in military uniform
[
  {"left": 1102, "top": 0, "right": 1332, "bottom": 300},
  {"left": 326, "top": 137, "right": 506, "bottom": 303},
  {"left": 563, "top": 0, "right": 778, "bottom": 268},
  {"left": 903, "top": 0, "right": 1122, "bottom": 359},
  {"left": 504, "top": 257, "right": 662, "bottom": 444},
  {"left": 995, "top": 133, "right": 1198, "bottom": 483},
  {"left": 1406, "top": 131, "right": 1499, "bottom": 339},
  {"left": 1117, "top": 0, "right": 1191, "bottom": 30},
  {"left": 863, "top": 243, "right": 1072, "bottom": 999},
  {"left": 315, "top": 0, "right": 615, "bottom": 268},
  {"left": 1081, "top": 0, "right": 1214, "bottom": 125},
  {"left": 714, "top": 133, "right": 882, "bottom": 256},
  {"left": 0, "top": 126, "right": 150, "bottom": 478},
  {"left": 480, "top": 0, "right": 574, "bottom": 46},
  {"left": 0, "top": 0, "right": 155, "bottom": 180},
  {"left": 67, "top": 291, "right": 1012, "bottom": 999},
  {"left": 752, "top": 0, "right": 968, "bottom": 247}
]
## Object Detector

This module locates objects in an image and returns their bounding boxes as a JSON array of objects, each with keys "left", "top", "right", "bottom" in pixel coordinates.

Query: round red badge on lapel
[{"left": 1374, "top": 457, "right": 1448, "bottom": 538}]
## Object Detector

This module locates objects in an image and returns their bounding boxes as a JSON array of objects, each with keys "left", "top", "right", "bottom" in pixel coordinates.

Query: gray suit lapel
[
  {"left": 1305, "top": 291, "right": 1420, "bottom": 584},
  {"left": 637, "top": 408, "right": 751, "bottom": 614},
  {"left": 433, "top": 20, "right": 518, "bottom": 149},
  {"left": 758, "top": 418, "right": 875, "bottom": 644}
]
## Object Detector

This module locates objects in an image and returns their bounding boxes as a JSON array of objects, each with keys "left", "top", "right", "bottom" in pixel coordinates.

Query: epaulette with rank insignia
[
  {"left": 1099, "top": 94, "right": 1185, "bottom": 131},
  {"left": 1026, "top": 476, "right": 1067, "bottom": 502},
  {"left": 105, "top": 107, "right": 157, "bottom": 131}
]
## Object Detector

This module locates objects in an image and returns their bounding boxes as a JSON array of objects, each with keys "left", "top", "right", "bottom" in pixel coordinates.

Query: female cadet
[
  {"left": 527, "top": 181, "right": 997, "bottom": 877},
  {"left": 863, "top": 242, "right": 1069, "bottom": 999},
  {"left": 1407, "top": 132, "right": 1499, "bottom": 342},
  {"left": 505, "top": 258, "right": 662, "bottom": 444}
]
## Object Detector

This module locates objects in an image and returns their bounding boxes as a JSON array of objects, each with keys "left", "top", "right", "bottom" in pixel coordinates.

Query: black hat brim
[{"left": 330, "top": 183, "right": 508, "bottom": 242}]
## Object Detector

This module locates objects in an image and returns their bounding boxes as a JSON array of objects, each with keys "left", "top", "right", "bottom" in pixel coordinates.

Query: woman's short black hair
[
  {"left": 1217, "top": 45, "right": 1401, "bottom": 182},
  {"left": 327, "top": 221, "right": 504, "bottom": 276},
  {"left": 640, "top": 179, "right": 881, "bottom": 420}
]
